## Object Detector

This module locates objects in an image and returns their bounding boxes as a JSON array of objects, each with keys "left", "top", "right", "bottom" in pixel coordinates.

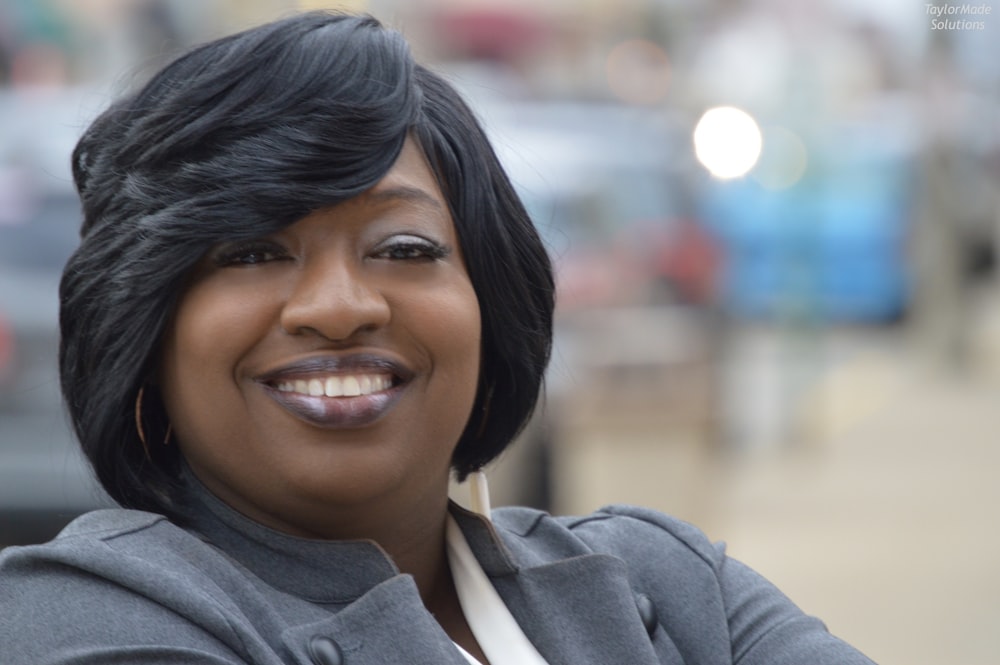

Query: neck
[
  {"left": 308, "top": 488, "right": 456, "bottom": 604},
  {"left": 183, "top": 461, "right": 460, "bottom": 604},
  {"left": 367, "top": 497, "right": 453, "bottom": 602}
]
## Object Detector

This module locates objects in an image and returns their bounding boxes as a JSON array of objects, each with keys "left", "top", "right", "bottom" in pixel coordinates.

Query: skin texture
[{"left": 158, "top": 138, "right": 488, "bottom": 660}]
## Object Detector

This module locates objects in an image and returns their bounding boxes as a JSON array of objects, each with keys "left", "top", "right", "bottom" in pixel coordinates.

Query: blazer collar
[
  {"left": 454, "top": 506, "right": 668, "bottom": 665},
  {"left": 182, "top": 477, "right": 668, "bottom": 664},
  {"left": 180, "top": 470, "right": 399, "bottom": 603}
]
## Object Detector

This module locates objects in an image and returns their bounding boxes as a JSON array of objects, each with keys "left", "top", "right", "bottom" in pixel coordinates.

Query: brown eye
[
  {"left": 372, "top": 234, "right": 450, "bottom": 262},
  {"left": 213, "top": 241, "right": 289, "bottom": 267}
]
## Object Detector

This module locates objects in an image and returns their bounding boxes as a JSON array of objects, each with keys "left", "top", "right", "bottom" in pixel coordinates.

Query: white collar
[{"left": 446, "top": 515, "right": 551, "bottom": 665}]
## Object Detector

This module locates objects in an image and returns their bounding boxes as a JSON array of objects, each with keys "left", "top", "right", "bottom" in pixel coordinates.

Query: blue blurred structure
[{"left": 701, "top": 128, "right": 916, "bottom": 323}]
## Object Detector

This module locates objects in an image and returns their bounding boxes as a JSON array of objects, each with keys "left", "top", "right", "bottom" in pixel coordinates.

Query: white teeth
[
  {"left": 343, "top": 376, "right": 361, "bottom": 396},
  {"left": 276, "top": 374, "right": 392, "bottom": 398}
]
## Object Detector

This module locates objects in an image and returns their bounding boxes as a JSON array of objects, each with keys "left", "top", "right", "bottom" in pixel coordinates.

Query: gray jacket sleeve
[{"left": 563, "top": 505, "right": 877, "bottom": 665}]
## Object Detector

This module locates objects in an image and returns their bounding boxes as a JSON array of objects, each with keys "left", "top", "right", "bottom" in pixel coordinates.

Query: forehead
[
  {"left": 365, "top": 137, "right": 446, "bottom": 207},
  {"left": 272, "top": 137, "right": 452, "bottom": 236},
  {"left": 277, "top": 136, "right": 457, "bottom": 245}
]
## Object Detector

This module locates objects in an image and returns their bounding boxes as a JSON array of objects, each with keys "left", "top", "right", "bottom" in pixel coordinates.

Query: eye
[
  {"left": 212, "top": 240, "right": 289, "bottom": 267},
  {"left": 372, "top": 234, "right": 451, "bottom": 262}
]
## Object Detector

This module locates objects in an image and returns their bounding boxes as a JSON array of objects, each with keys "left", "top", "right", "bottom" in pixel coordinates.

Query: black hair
[{"left": 59, "top": 12, "right": 554, "bottom": 517}]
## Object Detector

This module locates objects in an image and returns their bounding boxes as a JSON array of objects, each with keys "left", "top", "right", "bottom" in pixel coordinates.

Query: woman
[{"left": 0, "top": 12, "right": 875, "bottom": 665}]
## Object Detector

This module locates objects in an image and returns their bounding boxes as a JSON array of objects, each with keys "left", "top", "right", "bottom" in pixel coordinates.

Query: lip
[{"left": 254, "top": 353, "right": 414, "bottom": 429}]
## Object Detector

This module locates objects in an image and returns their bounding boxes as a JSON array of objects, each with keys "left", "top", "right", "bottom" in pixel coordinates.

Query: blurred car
[
  {"left": 473, "top": 98, "right": 709, "bottom": 310},
  {"left": 0, "top": 87, "right": 111, "bottom": 546}
]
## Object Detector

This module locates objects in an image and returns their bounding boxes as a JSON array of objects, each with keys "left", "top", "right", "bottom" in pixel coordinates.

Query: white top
[{"left": 445, "top": 516, "right": 551, "bottom": 665}]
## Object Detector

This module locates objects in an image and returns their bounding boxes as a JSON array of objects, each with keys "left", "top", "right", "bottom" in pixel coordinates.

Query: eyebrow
[{"left": 365, "top": 185, "right": 445, "bottom": 210}]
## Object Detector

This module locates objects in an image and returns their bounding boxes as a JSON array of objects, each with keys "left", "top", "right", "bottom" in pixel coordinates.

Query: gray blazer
[{"left": 0, "top": 488, "right": 876, "bottom": 665}]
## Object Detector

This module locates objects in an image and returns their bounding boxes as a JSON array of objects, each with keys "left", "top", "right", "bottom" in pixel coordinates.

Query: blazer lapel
[
  {"left": 452, "top": 505, "right": 687, "bottom": 665},
  {"left": 492, "top": 553, "right": 673, "bottom": 665}
]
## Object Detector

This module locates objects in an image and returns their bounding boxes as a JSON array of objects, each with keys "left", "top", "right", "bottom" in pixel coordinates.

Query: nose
[{"left": 279, "top": 256, "right": 391, "bottom": 342}]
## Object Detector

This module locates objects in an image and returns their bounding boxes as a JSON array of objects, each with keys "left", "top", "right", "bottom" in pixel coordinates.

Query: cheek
[
  {"left": 426, "top": 281, "right": 482, "bottom": 432},
  {"left": 418, "top": 279, "right": 481, "bottom": 380},
  {"left": 159, "top": 284, "right": 273, "bottom": 443}
]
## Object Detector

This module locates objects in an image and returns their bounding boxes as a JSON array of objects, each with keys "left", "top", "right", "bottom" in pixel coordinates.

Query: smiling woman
[{"left": 0, "top": 11, "right": 875, "bottom": 665}]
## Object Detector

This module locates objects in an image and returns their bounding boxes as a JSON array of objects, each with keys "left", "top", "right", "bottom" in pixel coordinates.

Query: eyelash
[
  {"left": 212, "top": 236, "right": 450, "bottom": 267},
  {"left": 213, "top": 241, "right": 288, "bottom": 267},
  {"left": 373, "top": 236, "right": 451, "bottom": 262}
]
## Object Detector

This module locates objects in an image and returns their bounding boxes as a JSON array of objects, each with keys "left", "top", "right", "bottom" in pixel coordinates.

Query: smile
[{"left": 255, "top": 354, "right": 413, "bottom": 429}]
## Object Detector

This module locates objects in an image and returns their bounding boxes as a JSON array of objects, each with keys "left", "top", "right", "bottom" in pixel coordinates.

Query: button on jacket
[{"left": 0, "top": 482, "right": 876, "bottom": 664}]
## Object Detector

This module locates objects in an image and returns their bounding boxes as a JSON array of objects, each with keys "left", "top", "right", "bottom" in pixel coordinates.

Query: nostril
[{"left": 279, "top": 275, "right": 391, "bottom": 342}]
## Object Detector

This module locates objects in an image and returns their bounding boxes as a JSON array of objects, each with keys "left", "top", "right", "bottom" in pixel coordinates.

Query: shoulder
[
  {"left": 0, "top": 508, "right": 220, "bottom": 582},
  {"left": 0, "top": 509, "right": 246, "bottom": 663},
  {"left": 491, "top": 504, "right": 731, "bottom": 627},
  {"left": 64, "top": 506, "right": 166, "bottom": 532},
  {"left": 493, "top": 503, "right": 724, "bottom": 572},
  {"left": 493, "top": 505, "right": 877, "bottom": 664},
  {"left": 58, "top": 506, "right": 168, "bottom": 535},
  {"left": 1, "top": 508, "right": 178, "bottom": 573},
  {"left": 0, "top": 506, "right": 221, "bottom": 604},
  {"left": 492, "top": 505, "right": 733, "bottom": 662},
  {"left": 565, "top": 504, "right": 722, "bottom": 562}
]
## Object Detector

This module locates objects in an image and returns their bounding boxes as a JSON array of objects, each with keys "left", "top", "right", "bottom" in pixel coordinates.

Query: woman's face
[{"left": 159, "top": 139, "right": 482, "bottom": 538}]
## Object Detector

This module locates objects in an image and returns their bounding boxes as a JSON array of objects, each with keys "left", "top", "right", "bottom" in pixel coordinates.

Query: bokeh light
[
  {"left": 752, "top": 125, "right": 808, "bottom": 190},
  {"left": 693, "top": 105, "right": 762, "bottom": 179}
]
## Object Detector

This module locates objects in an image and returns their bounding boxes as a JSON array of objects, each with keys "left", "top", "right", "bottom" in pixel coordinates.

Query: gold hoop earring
[
  {"left": 135, "top": 386, "right": 150, "bottom": 459},
  {"left": 134, "top": 386, "right": 172, "bottom": 460},
  {"left": 473, "top": 383, "right": 495, "bottom": 439}
]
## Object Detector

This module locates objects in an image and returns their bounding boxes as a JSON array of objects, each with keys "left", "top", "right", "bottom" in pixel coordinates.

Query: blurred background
[{"left": 1, "top": 0, "right": 998, "bottom": 662}]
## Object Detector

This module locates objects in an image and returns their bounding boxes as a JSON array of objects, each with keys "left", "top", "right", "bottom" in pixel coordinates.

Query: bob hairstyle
[{"left": 59, "top": 12, "right": 554, "bottom": 517}]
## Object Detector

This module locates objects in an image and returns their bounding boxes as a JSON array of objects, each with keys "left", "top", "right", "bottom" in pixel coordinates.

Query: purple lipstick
[{"left": 255, "top": 354, "right": 412, "bottom": 429}]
